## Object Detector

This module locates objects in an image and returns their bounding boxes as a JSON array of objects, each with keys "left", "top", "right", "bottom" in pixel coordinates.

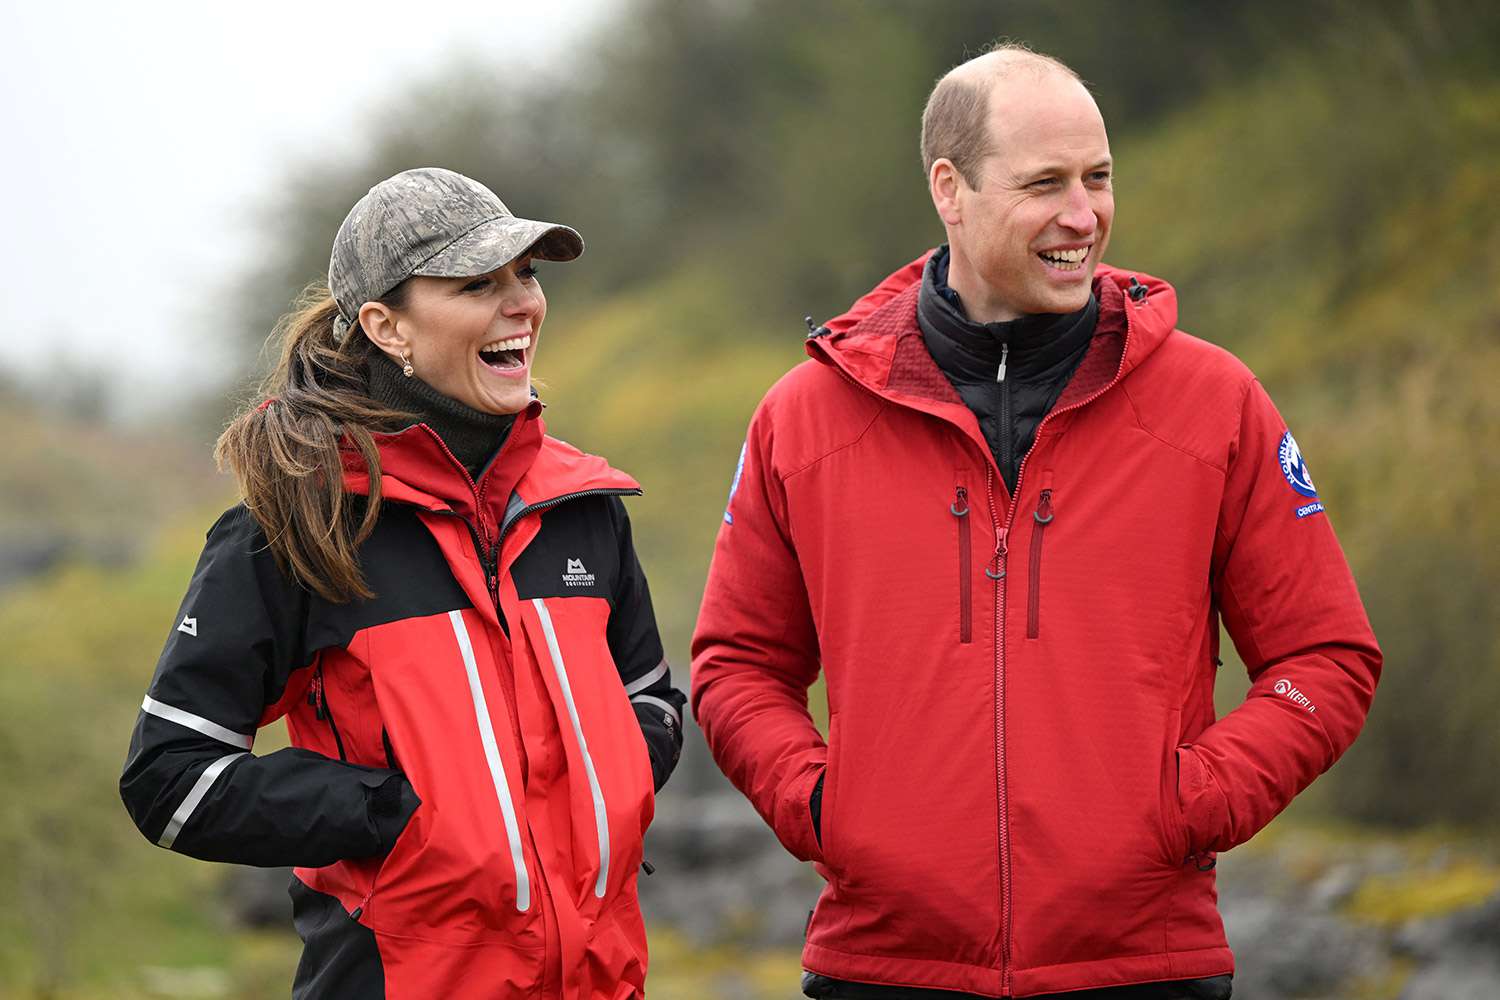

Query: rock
[
  {"left": 1306, "top": 862, "right": 1364, "bottom": 912},
  {"left": 1400, "top": 955, "right": 1500, "bottom": 1000},
  {"left": 222, "top": 866, "right": 294, "bottom": 929},
  {"left": 1223, "top": 895, "right": 1386, "bottom": 999}
]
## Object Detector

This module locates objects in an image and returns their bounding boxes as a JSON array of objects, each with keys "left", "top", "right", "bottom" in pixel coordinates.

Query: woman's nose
[{"left": 499, "top": 277, "right": 542, "bottom": 316}]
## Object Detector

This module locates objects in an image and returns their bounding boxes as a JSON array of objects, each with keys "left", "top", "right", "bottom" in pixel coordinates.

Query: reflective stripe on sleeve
[
  {"left": 448, "top": 610, "right": 531, "bottom": 912},
  {"left": 531, "top": 598, "right": 612, "bottom": 899},
  {"left": 141, "top": 695, "right": 254, "bottom": 750},
  {"left": 631, "top": 693, "right": 682, "bottom": 731},
  {"left": 621, "top": 658, "right": 668, "bottom": 696},
  {"left": 158, "top": 752, "right": 249, "bottom": 849}
]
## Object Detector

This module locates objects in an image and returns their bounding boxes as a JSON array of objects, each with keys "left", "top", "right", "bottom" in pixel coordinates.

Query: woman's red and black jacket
[{"left": 119, "top": 403, "right": 684, "bottom": 998}]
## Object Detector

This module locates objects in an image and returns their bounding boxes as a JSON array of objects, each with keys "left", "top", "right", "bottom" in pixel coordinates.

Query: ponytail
[{"left": 215, "top": 283, "right": 411, "bottom": 602}]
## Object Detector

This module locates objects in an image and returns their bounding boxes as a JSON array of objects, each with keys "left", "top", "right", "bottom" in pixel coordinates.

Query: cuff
[
  {"left": 777, "top": 763, "right": 827, "bottom": 864},
  {"left": 366, "top": 771, "right": 421, "bottom": 855}
]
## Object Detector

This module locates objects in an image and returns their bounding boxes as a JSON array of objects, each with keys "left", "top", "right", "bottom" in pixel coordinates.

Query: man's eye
[
  {"left": 1089, "top": 172, "right": 1113, "bottom": 185},
  {"left": 1030, "top": 178, "right": 1059, "bottom": 189},
  {"left": 462, "top": 277, "right": 491, "bottom": 292}
]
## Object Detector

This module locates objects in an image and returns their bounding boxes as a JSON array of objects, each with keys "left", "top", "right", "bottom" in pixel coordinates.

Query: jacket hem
[{"left": 802, "top": 942, "right": 1234, "bottom": 998}]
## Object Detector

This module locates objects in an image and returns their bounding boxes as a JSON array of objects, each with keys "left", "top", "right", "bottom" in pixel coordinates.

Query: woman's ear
[{"left": 358, "top": 301, "right": 407, "bottom": 358}]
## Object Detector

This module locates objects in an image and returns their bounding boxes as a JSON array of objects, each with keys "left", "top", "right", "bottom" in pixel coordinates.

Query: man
[{"left": 691, "top": 43, "right": 1380, "bottom": 1000}]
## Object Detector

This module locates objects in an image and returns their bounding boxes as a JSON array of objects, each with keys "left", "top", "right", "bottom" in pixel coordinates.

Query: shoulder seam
[
  {"left": 781, "top": 401, "right": 888, "bottom": 483},
  {"left": 1118, "top": 367, "right": 1256, "bottom": 475}
]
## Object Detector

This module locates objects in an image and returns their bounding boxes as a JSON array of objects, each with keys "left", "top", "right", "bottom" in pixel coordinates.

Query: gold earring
[{"left": 400, "top": 352, "right": 414, "bottom": 378}]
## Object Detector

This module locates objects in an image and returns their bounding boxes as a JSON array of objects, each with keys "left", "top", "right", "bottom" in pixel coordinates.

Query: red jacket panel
[{"left": 692, "top": 263, "right": 1379, "bottom": 996}]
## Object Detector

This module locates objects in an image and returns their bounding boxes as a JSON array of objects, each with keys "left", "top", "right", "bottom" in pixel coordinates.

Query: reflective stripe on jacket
[{"left": 691, "top": 262, "right": 1379, "bottom": 997}]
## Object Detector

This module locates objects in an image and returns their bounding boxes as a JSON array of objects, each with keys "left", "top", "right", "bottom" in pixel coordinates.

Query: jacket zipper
[
  {"left": 993, "top": 298, "right": 1138, "bottom": 993},
  {"left": 1027, "top": 485, "right": 1054, "bottom": 640},
  {"left": 996, "top": 343, "right": 1013, "bottom": 488},
  {"left": 952, "top": 486, "right": 972, "bottom": 644},
  {"left": 308, "top": 663, "right": 346, "bottom": 762},
  {"left": 984, "top": 465, "right": 1013, "bottom": 993},
  {"left": 497, "top": 488, "right": 643, "bottom": 545},
  {"left": 381, "top": 728, "right": 400, "bottom": 771}
]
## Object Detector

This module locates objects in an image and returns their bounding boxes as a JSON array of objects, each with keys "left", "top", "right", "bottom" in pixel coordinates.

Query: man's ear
[
  {"left": 359, "top": 301, "right": 408, "bottom": 359},
  {"left": 930, "top": 159, "right": 965, "bottom": 227}
]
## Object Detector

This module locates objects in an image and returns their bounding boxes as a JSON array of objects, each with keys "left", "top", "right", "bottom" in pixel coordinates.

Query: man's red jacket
[{"left": 691, "top": 259, "right": 1380, "bottom": 997}]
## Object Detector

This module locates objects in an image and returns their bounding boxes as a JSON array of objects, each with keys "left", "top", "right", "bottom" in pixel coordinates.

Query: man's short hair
[{"left": 920, "top": 41, "right": 1086, "bottom": 189}]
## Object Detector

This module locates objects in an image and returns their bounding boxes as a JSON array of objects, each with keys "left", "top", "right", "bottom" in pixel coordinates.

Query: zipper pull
[
  {"left": 1034, "top": 489, "right": 1054, "bottom": 524},
  {"left": 996, "top": 343, "right": 1009, "bottom": 383},
  {"left": 987, "top": 526, "right": 1009, "bottom": 579},
  {"left": 309, "top": 674, "right": 326, "bottom": 721},
  {"left": 951, "top": 486, "right": 969, "bottom": 517}
]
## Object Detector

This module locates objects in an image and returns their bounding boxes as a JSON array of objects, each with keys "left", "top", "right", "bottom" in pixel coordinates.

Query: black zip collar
[{"left": 918, "top": 245, "right": 1097, "bottom": 385}]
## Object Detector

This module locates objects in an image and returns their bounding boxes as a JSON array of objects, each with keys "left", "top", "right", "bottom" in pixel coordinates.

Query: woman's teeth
[
  {"left": 482, "top": 335, "right": 531, "bottom": 352},
  {"left": 478, "top": 334, "right": 531, "bottom": 370},
  {"left": 1038, "top": 247, "right": 1089, "bottom": 270}
]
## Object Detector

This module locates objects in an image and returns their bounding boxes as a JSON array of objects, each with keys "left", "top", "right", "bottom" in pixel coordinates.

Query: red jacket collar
[
  {"left": 807, "top": 263, "right": 1178, "bottom": 411},
  {"left": 341, "top": 397, "right": 640, "bottom": 534}
]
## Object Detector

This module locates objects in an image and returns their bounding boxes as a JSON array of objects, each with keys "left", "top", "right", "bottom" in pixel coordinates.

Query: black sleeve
[
  {"left": 605, "top": 497, "right": 685, "bottom": 792},
  {"left": 119, "top": 505, "right": 418, "bottom": 868}
]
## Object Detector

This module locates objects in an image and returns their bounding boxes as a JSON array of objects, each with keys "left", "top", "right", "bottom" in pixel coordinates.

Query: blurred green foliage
[{"left": 3, "top": 0, "right": 1498, "bottom": 994}]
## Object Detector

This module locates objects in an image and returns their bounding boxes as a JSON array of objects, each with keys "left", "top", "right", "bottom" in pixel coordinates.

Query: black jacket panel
[
  {"left": 605, "top": 496, "right": 685, "bottom": 790},
  {"left": 120, "top": 506, "right": 415, "bottom": 868}
]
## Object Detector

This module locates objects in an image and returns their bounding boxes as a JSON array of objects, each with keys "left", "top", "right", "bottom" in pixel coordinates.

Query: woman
[{"left": 120, "top": 167, "right": 685, "bottom": 999}]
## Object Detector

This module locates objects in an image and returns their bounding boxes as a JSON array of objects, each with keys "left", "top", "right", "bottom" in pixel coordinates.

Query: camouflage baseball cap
[{"left": 328, "top": 167, "right": 583, "bottom": 339}]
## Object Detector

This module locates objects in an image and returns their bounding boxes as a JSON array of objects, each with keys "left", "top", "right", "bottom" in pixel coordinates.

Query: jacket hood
[{"left": 808, "top": 263, "right": 1179, "bottom": 412}]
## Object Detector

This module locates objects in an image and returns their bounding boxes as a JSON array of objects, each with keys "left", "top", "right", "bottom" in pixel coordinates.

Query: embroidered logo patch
[
  {"left": 1278, "top": 430, "right": 1324, "bottom": 518},
  {"left": 724, "top": 441, "right": 747, "bottom": 525},
  {"left": 1278, "top": 431, "right": 1318, "bottom": 498},
  {"left": 562, "top": 558, "right": 595, "bottom": 588}
]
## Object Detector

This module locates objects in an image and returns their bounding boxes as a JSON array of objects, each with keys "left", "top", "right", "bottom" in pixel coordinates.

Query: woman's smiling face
[{"left": 363, "top": 254, "right": 546, "bottom": 415}]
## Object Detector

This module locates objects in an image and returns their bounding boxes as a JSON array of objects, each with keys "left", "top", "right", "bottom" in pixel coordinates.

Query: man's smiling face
[{"left": 939, "top": 69, "right": 1114, "bottom": 323}]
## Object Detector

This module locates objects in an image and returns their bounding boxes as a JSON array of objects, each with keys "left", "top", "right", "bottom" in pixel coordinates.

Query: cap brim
[{"left": 412, "top": 216, "right": 583, "bottom": 278}]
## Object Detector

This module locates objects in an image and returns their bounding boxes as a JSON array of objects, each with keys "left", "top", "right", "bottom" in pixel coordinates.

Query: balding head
[{"left": 921, "top": 43, "right": 1087, "bottom": 189}]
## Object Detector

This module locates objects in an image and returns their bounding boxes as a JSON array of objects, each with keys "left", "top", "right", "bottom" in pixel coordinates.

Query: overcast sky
[{"left": 1, "top": 0, "right": 620, "bottom": 416}]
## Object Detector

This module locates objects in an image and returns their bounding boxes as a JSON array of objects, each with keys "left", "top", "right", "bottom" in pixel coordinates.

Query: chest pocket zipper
[
  {"left": 1027, "top": 484, "right": 1055, "bottom": 640},
  {"left": 308, "top": 662, "right": 347, "bottom": 762},
  {"left": 953, "top": 486, "right": 972, "bottom": 644}
]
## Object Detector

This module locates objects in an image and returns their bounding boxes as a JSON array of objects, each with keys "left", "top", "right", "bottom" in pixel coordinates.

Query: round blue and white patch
[
  {"left": 723, "top": 441, "right": 747, "bottom": 525},
  {"left": 1278, "top": 430, "right": 1318, "bottom": 499}
]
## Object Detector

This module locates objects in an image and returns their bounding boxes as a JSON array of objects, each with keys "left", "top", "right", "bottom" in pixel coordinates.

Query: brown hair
[
  {"left": 920, "top": 41, "right": 1086, "bottom": 188},
  {"left": 214, "top": 283, "right": 413, "bottom": 603}
]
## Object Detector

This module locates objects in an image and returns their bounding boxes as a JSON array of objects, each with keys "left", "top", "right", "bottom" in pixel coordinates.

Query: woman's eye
[
  {"left": 462, "top": 278, "right": 491, "bottom": 292},
  {"left": 518, "top": 265, "right": 539, "bottom": 282}
]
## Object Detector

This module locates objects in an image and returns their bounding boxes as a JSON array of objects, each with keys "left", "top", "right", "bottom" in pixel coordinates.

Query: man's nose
[{"left": 1057, "top": 182, "right": 1098, "bottom": 234}]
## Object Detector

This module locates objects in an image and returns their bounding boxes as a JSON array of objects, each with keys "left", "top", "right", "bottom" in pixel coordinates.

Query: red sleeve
[
  {"left": 821, "top": 250, "right": 934, "bottom": 335},
  {"left": 690, "top": 393, "right": 827, "bottom": 863},
  {"left": 1179, "top": 379, "right": 1381, "bottom": 853}
]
